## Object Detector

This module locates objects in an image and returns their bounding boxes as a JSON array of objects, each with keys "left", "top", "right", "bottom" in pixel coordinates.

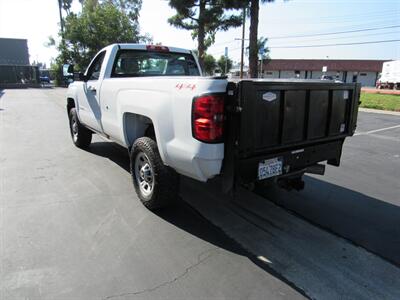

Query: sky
[{"left": 0, "top": 0, "right": 399, "bottom": 66}]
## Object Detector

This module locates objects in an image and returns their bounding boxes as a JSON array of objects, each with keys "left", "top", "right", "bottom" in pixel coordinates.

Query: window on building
[
  {"left": 266, "top": 71, "right": 273, "bottom": 75},
  {"left": 360, "top": 73, "right": 367, "bottom": 76},
  {"left": 294, "top": 70, "right": 300, "bottom": 78}
]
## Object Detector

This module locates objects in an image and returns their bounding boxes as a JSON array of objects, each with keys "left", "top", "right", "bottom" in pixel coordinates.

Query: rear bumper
[
  {"left": 236, "top": 139, "right": 344, "bottom": 183},
  {"left": 166, "top": 140, "right": 224, "bottom": 182}
]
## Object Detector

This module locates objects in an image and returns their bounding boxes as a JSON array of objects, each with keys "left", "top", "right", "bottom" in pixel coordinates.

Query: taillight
[{"left": 192, "top": 94, "right": 225, "bottom": 143}]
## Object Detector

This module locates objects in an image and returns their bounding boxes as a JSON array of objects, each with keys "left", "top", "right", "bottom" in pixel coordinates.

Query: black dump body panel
[{"left": 222, "top": 79, "right": 360, "bottom": 189}]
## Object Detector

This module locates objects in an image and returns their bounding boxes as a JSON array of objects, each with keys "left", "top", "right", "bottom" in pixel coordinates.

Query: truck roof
[{"left": 104, "top": 43, "right": 192, "bottom": 55}]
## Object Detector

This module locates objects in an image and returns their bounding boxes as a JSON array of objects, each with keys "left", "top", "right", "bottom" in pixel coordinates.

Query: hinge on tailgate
[{"left": 226, "top": 82, "right": 242, "bottom": 114}]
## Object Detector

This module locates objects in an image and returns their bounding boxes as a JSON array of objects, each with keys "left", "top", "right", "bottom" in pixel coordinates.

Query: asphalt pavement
[
  {"left": 1, "top": 88, "right": 399, "bottom": 300},
  {"left": 0, "top": 88, "right": 306, "bottom": 299}
]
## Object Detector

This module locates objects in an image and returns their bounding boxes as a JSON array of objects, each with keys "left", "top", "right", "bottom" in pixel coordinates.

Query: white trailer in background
[{"left": 376, "top": 60, "right": 400, "bottom": 90}]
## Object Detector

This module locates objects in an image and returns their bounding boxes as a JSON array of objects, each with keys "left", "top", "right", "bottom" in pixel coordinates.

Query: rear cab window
[{"left": 111, "top": 50, "right": 200, "bottom": 77}]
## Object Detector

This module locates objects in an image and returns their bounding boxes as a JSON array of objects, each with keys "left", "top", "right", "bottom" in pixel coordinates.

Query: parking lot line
[{"left": 354, "top": 124, "right": 400, "bottom": 136}]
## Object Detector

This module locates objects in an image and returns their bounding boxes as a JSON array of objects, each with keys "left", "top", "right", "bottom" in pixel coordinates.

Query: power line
[
  {"left": 274, "top": 30, "right": 400, "bottom": 43},
  {"left": 265, "top": 12, "right": 400, "bottom": 25},
  {"left": 212, "top": 39, "right": 237, "bottom": 47},
  {"left": 268, "top": 10, "right": 400, "bottom": 24},
  {"left": 209, "top": 38, "right": 400, "bottom": 55},
  {"left": 210, "top": 24, "right": 400, "bottom": 50},
  {"left": 268, "top": 25, "right": 400, "bottom": 39},
  {"left": 273, "top": 9, "right": 398, "bottom": 22},
  {"left": 269, "top": 39, "right": 400, "bottom": 49}
]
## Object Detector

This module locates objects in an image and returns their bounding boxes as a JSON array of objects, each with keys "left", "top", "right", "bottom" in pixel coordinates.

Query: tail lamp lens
[{"left": 192, "top": 94, "right": 225, "bottom": 143}]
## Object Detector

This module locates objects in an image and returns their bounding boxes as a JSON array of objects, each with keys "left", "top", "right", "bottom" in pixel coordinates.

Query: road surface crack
[{"left": 101, "top": 247, "right": 218, "bottom": 300}]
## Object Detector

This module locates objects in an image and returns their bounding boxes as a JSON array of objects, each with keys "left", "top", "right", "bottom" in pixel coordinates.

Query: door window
[{"left": 86, "top": 51, "right": 106, "bottom": 81}]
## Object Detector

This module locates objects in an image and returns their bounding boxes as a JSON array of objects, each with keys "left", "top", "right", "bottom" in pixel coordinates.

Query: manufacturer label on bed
[{"left": 262, "top": 92, "right": 277, "bottom": 102}]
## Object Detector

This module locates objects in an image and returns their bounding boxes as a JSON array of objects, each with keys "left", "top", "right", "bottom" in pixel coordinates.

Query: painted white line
[{"left": 355, "top": 124, "right": 400, "bottom": 136}]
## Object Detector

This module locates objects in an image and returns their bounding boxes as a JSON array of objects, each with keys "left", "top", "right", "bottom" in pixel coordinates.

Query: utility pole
[
  {"left": 259, "top": 48, "right": 264, "bottom": 78},
  {"left": 240, "top": 6, "right": 246, "bottom": 79},
  {"left": 224, "top": 47, "right": 228, "bottom": 75}
]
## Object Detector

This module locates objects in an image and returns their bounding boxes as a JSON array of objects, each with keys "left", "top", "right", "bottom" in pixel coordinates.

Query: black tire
[
  {"left": 130, "top": 137, "right": 179, "bottom": 210},
  {"left": 68, "top": 107, "right": 92, "bottom": 148}
]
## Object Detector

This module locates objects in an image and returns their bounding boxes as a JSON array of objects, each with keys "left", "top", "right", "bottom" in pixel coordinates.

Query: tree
[
  {"left": 168, "top": 0, "right": 242, "bottom": 69},
  {"left": 50, "top": 0, "right": 146, "bottom": 85},
  {"left": 62, "top": 2, "right": 139, "bottom": 69},
  {"left": 257, "top": 36, "right": 270, "bottom": 77},
  {"left": 203, "top": 53, "right": 217, "bottom": 75},
  {"left": 106, "top": 0, "right": 142, "bottom": 30},
  {"left": 248, "top": 0, "right": 273, "bottom": 78},
  {"left": 246, "top": 36, "right": 269, "bottom": 58},
  {"left": 217, "top": 55, "right": 233, "bottom": 75},
  {"left": 246, "top": 36, "right": 269, "bottom": 76},
  {"left": 257, "top": 36, "right": 270, "bottom": 59}
]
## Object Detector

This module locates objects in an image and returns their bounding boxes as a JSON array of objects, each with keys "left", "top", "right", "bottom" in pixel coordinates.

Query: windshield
[{"left": 111, "top": 50, "right": 200, "bottom": 77}]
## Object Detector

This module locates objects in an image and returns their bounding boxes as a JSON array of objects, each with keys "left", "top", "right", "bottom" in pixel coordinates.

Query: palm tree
[
  {"left": 257, "top": 37, "right": 270, "bottom": 77},
  {"left": 246, "top": 36, "right": 269, "bottom": 58},
  {"left": 248, "top": 0, "right": 274, "bottom": 78},
  {"left": 246, "top": 36, "right": 269, "bottom": 77}
]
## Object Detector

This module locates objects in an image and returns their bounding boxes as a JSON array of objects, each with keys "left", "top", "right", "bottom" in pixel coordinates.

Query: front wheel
[
  {"left": 68, "top": 107, "right": 92, "bottom": 148},
  {"left": 130, "top": 137, "right": 179, "bottom": 210}
]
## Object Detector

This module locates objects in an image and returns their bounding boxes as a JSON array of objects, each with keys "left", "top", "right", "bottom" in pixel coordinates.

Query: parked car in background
[
  {"left": 40, "top": 75, "right": 50, "bottom": 83},
  {"left": 321, "top": 75, "right": 343, "bottom": 83},
  {"left": 321, "top": 75, "right": 334, "bottom": 81}
]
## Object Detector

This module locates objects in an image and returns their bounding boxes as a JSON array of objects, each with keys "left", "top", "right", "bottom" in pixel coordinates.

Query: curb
[{"left": 359, "top": 108, "right": 400, "bottom": 116}]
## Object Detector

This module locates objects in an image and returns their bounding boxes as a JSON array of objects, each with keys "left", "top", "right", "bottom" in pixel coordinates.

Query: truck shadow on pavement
[
  {"left": 86, "top": 140, "right": 400, "bottom": 298},
  {"left": 87, "top": 140, "right": 308, "bottom": 296},
  {"left": 88, "top": 140, "right": 400, "bottom": 267},
  {"left": 255, "top": 176, "right": 400, "bottom": 267}
]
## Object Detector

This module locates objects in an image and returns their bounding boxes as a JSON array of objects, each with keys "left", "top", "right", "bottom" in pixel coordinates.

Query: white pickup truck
[{"left": 66, "top": 43, "right": 360, "bottom": 210}]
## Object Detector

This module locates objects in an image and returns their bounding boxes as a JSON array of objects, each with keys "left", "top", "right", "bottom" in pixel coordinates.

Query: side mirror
[
  {"left": 73, "top": 72, "right": 87, "bottom": 82},
  {"left": 67, "top": 64, "right": 74, "bottom": 74},
  {"left": 73, "top": 72, "right": 87, "bottom": 81},
  {"left": 79, "top": 72, "right": 87, "bottom": 82}
]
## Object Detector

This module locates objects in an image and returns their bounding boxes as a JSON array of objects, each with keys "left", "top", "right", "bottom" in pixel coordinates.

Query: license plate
[{"left": 258, "top": 158, "right": 283, "bottom": 180}]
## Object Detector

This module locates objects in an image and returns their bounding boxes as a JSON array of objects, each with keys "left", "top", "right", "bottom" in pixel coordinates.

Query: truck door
[{"left": 77, "top": 50, "right": 106, "bottom": 132}]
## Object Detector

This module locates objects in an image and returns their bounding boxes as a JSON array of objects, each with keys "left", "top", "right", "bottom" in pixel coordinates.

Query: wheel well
[
  {"left": 144, "top": 124, "right": 155, "bottom": 139},
  {"left": 124, "top": 113, "right": 155, "bottom": 150},
  {"left": 67, "top": 98, "right": 75, "bottom": 113}
]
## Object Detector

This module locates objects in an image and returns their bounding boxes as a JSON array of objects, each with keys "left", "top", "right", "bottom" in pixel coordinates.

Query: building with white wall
[{"left": 261, "top": 59, "right": 386, "bottom": 87}]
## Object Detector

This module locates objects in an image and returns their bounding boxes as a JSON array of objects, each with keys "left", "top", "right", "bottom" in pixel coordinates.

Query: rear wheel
[
  {"left": 68, "top": 107, "right": 92, "bottom": 148},
  {"left": 130, "top": 137, "right": 179, "bottom": 210}
]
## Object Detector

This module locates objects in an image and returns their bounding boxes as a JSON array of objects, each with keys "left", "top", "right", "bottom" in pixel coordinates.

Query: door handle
[{"left": 88, "top": 86, "right": 96, "bottom": 93}]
